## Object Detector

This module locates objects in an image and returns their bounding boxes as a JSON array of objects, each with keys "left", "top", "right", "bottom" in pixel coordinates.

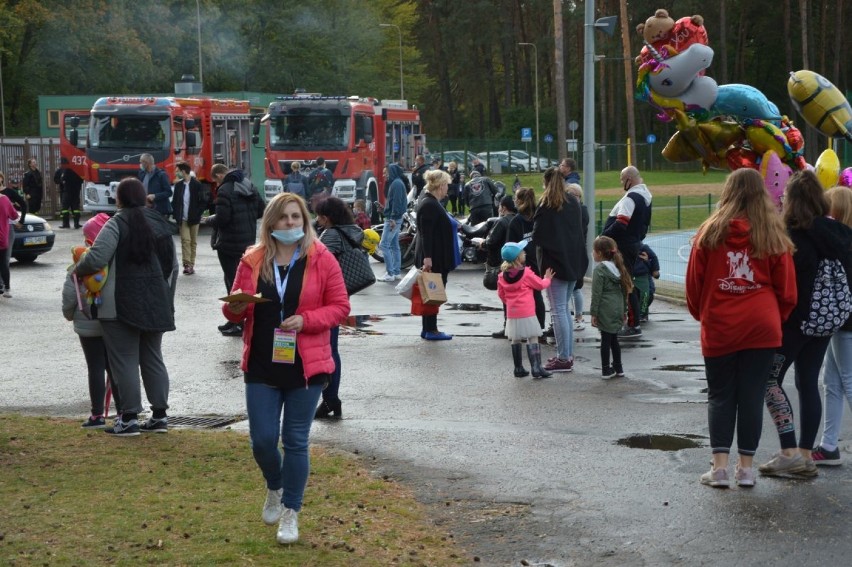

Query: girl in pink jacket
[{"left": 497, "top": 240, "right": 554, "bottom": 378}]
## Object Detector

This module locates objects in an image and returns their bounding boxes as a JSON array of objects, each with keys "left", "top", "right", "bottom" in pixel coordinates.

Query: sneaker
[
  {"left": 491, "top": 329, "right": 506, "bottom": 339},
  {"left": 613, "top": 364, "right": 625, "bottom": 377},
  {"left": 618, "top": 326, "right": 642, "bottom": 339},
  {"left": 2, "top": 290, "right": 11, "bottom": 298},
  {"left": 542, "top": 326, "right": 555, "bottom": 338},
  {"left": 792, "top": 458, "right": 819, "bottom": 478},
  {"left": 183, "top": 265, "right": 191, "bottom": 275},
  {"left": 81, "top": 415, "right": 106, "bottom": 429},
  {"left": 639, "top": 315, "right": 649, "bottom": 323},
  {"left": 218, "top": 321, "right": 235, "bottom": 332},
  {"left": 377, "top": 273, "right": 396, "bottom": 282},
  {"left": 811, "top": 445, "right": 842, "bottom": 466},
  {"left": 601, "top": 367, "right": 617, "bottom": 380},
  {"left": 262, "top": 488, "right": 283, "bottom": 525},
  {"left": 735, "top": 466, "right": 756, "bottom": 487},
  {"left": 393, "top": 274, "right": 402, "bottom": 281},
  {"left": 140, "top": 417, "right": 168, "bottom": 433},
  {"left": 574, "top": 321, "right": 586, "bottom": 331},
  {"left": 221, "top": 324, "right": 243, "bottom": 337},
  {"left": 104, "top": 418, "right": 140, "bottom": 437},
  {"left": 276, "top": 508, "right": 299, "bottom": 544},
  {"left": 544, "top": 357, "right": 573, "bottom": 373},
  {"left": 423, "top": 331, "right": 453, "bottom": 341},
  {"left": 699, "top": 467, "right": 730, "bottom": 488},
  {"left": 758, "top": 452, "right": 806, "bottom": 476}
]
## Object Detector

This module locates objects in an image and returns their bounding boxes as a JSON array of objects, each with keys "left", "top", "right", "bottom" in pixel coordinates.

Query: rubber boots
[
  {"left": 527, "top": 342, "right": 552, "bottom": 379},
  {"left": 60, "top": 212, "right": 70, "bottom": 229},
  {"left": 73, "top": 213, "right": 81, "bottom": 229},
  {"left": 512, "top": 344, "right": 529, "bottom": 377}
]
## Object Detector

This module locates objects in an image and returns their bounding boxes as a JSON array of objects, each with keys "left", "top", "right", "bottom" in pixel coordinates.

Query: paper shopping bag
[
  {"left": 410, "top": 283, "right": 440, "bottom": 315},
  {"left": 417, "top": 271, "right": 447, "bottom": 306}
]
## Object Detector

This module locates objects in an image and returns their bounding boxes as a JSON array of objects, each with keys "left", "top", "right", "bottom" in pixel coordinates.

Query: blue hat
[{"left": 501, "top": 240, "right": 528, "bottom": 262}]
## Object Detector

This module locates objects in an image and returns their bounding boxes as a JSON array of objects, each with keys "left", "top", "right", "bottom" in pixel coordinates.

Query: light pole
[
  {"left": 518, "top": 42, "right": 539, "bottom": 168},
  {"left": 379, "top": 23, "right": 403, "bottom": 100},
  {"left": 196, "top": 0, "right": 203, "bottom": 85},
  {"left": 0, "top": 56, "right": 5, "bottom": 137}
]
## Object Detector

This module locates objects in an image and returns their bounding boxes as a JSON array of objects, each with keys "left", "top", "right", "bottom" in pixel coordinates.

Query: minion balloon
[{"left": 787, "top": 70, "right": 852, "bottom": 142}]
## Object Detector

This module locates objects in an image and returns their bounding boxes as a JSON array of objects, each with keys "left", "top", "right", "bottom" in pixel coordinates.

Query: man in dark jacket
[
  {"left": 410, "top": 155, "right": 430, "bottom": 200},
  {"left": 463, "top": 171, "right": 500, "bottom": 224},
  {"left": 205, "top": 164, "right": 266, "bottom": 336},
  {"left": 171, "top": 162, "right": 206, "bottom": 275},
  {"left": 22, "top": 159, "right": 43, "bottom": 214},
  {"left": 560, "top": 157, "right": 581, "bottom": 185},
  {"left": 484, "top": 195, "right": 518, "bottom": 338},
  {"left": 139, "top": 153, "right": 173, "bottom": 217}
]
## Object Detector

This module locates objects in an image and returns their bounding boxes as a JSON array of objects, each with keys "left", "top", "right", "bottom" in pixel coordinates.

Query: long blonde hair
[
  {"left": 257, "top": 193, "right": 316, "bottom": 283},
  {"left": 693, "top": 168, "right": 793, "bottom": 258},
  {"left": 826, "top": 186, "right": 852, "bottom": 228},
  {"left": 594, "top": 236, "right": 633, "bottom": 295}
]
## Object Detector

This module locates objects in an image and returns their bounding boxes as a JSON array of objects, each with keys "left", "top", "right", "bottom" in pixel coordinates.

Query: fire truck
[
  {"left": 61, "top": 96, "right": 253, "bottom": 212},
  {"left": 254, "top": 94, "right": 424, "bottom": 217}
]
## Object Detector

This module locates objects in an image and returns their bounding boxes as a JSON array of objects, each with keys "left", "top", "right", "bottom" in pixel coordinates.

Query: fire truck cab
[
  {"left": 256, "top": 94, "right": 423, "bottom": 217},
  {"left": 61, "top": 96, "right": 253, "bottom": 213}
]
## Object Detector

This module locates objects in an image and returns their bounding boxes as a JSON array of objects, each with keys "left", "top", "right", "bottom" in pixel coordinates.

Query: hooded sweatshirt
[
  {"left": 590, "top": 261, "right": 627, "bottom": 334},
  {"left": 206, "top": 169, "right": 265, "bottom": 255},
  {"left": 686, "top": 218, "right": 797, "bottom": 357},
  {"left": 497, "top": 266, "right": 552, "bottom": 319},
  {"left": 384, "top": 164, "right": 407, "bottom": 221}
]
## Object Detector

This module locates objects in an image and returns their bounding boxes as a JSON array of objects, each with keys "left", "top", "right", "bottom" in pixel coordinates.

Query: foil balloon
[
  {"left": 815, "top": 149, "right": 841, "bottom": 189},
  {"left": 726, "top": 148, "right": 760, "bottom": 171},
  {"left": 788, "top": 70, "right": 852, "bottom": 142},
  {"left": 839, "top": 167, "right": 852, "bottom": 188},
  {"left": 712, "top": 84, "right": 783, "bottom": 123},
  {"left": 646, "top": 44, "right": 714, "bottom": 97},
  {"left": 744, "top": 119, "right": 792, "bottom": 159},
  {"left": 760, "top": 150, "right": 793, "bottom": 210},
  {"left": 660, "top": 111, "right": 742, "bottom": 169},
  {"left": 71, "top": 246, "right": 109, "bottom": 305}
]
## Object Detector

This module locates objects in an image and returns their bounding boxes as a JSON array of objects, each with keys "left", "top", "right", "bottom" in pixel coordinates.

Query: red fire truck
[
  {"left": 254, "top": 94, "right": 424, "bottom": 217},
  {"left": 61, "top": 96, "right": 253, "bottom": 212}
]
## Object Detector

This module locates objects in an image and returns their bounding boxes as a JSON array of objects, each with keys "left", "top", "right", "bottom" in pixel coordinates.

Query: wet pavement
[{"left": 2, "top": 225, "right": 851, "bottom": 565}]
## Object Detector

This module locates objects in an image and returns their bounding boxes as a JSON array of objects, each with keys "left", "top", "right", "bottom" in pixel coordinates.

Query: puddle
[
  {"left": 616, "top": 433, "right": 705, "bottom": 451},
  {"left": 655, "top": 364, "right": 705, "bottom": 372},
  {"left": 444, "top": 303, "right": 502, "bottom": 312}
]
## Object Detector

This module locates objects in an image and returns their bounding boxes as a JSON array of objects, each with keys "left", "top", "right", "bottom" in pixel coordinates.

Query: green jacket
[{"left": 590, "top": 261, "right": 627, "bottom": 334}]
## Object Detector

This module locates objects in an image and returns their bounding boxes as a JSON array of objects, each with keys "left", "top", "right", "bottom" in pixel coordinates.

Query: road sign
[
  {"left": 567, "top": 140, "right": 578, "bottom": 152},
  {"left": 544, "top": 134, "right": 554, "bottom": 143},
  {"left": 568, "top": 120, "right": 579, "bottom": 132},
  {"left": 521, "top": 127, "right": 532, "bottom": 142},
  {"left": 646, "top": 134, "right": 657, "bottom": 144}
]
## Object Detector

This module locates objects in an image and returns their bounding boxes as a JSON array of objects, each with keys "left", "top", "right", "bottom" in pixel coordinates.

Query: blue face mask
[{"left": 271, "top": 227, "right": 304, "bottom": 244}]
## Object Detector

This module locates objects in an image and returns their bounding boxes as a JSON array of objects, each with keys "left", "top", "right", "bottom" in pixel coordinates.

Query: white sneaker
[
  {"left": 276, "top": 507, "right": 299, "bottom": 544},
  {"left": 2, "top": 290, "right": 11, "bottom": 298},
  {"left": 377, "top": 273, "right": 395, "bottom": 282},
  {"left": 262, "top": 488, "right": 283, "bottom": 525},
  {"left": 394, "top": 273, "right": 402, "bottom": 281}
]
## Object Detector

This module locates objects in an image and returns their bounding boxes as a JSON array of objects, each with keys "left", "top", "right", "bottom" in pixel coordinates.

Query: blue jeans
[
  {"left": 572, "top": 287, "right": 584, "bottom": 320},
  {"left": 547, "top": 278, "right": 576, "bottom": 360},
  {"left": 245, "top": 382, "right": 323, "bottom": 512},
  {"left": 322, "top": 326, "right": 341, "bottom": 404},
  {"left": 821, "top": 330, "right": 852, "bottom": 449},
  {"left": 379, "top": 218, "right": 401, "bottom": 276}
]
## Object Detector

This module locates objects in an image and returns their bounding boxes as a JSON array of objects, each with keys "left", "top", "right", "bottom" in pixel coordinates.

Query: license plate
[{"left": 24, "top": 236, "right": 47, "bottom": 246}]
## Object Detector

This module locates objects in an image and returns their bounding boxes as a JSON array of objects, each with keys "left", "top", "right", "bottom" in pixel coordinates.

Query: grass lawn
[{"left": 0, "top": 414, "right": 467, "bottom": 566}]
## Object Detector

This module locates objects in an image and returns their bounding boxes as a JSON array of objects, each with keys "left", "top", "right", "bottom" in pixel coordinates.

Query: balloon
[
  {"left": 71, "top": 246, "right": 109, "bottom": 304},
  {"left": 815, "top": 149, "right": 841, "bottom": 189},
  {"left": 712, "top": 84, "right": 782, "bottom": 122},
  {"left": 760, "top": 150, "right": 793, "bottom": 210},
  {"left": 661, "top": 111, "right": 742, "bottom": 169},
  {"left": 649, "top": 75, "right": 718, "bottom": 116},
  {"left": 637, "top": 15, "right": 709, "bottom": 68},
  {"left": 781, "top": 120, "right": 804, "bottom": 156},
  {"left": 726, "top": 148, "right": 760, "bottom": 170},
  {"left": 744, "top": 120, "right": 792, "bottom": 158},
  {"left": 646, "top": 44, "right": 714, "bottom": 97},
  {"left": 839, "top": 167, "right": 852, "bottom": 188},
  {"left": 788, "top": 70, "right": 852, "bottom": 142}
]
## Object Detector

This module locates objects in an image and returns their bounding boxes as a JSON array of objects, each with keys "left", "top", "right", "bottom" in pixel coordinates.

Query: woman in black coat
[{"left": 415, "top": 169, "right": 457, "bottom": 340}]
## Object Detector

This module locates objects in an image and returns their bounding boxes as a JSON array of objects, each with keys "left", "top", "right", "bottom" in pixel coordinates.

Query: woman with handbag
[
  {"left": 313, "top": 197, "right": 368, "bottom": 419},
  {"left": 415, "top": 169, "right": 457, "bottom": 340}
]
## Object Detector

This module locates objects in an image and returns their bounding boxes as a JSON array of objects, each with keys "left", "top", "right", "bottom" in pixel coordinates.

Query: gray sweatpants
[{"left": 100, "top": 320, "right": 170, "bottom": 415}]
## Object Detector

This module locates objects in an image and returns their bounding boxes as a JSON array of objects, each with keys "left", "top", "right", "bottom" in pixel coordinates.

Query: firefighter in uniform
[{"left": 55, "top": 159, "right": 83, "bottom": 229}]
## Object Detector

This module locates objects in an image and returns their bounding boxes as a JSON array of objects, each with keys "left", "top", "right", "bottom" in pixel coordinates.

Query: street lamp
[
  {"left": 196, "top": 0, "right": 203, "bottom": 85},
  {"left": 518, "top": 42, "right": 539, "bottom": 171},
  {"left": 379, "top": 23, "right": 404, "bottom": 100}
]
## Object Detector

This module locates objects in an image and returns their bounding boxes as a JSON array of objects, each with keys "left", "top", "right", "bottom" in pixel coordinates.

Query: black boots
[
  {"left": 512, "top": 344, "right": 529, "bottom": 377},
  {"left": 315, "top": 399, "right": 342, "bottom": 419},
  {"left": 527, "top": 343, "right": 552, "bottom": 379},
  {"left": 73, "top": 213, "right": 81, "bottom": 229},
  {"left": 60, "top": 212, "right": 70, "bottom": 229}
]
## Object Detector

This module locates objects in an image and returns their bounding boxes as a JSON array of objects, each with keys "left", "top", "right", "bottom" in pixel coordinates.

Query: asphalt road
[{"left": 2, "top": 224, "right": 850, "bottom": 566}]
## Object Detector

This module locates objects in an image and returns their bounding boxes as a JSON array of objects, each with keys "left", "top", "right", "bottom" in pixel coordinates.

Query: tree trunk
[
  {"left": 719, "top": 0, "right": 728, "bottom": 84},
  {"left": 553, "top": 0, "right": 566, "bottom": 159},
  {"left": 620, "top": 0, "right": 636, "bottom": 166}
]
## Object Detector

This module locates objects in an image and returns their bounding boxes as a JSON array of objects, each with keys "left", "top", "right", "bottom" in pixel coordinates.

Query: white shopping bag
[{"left": 395, "top": 266, "right": 420, "bottom": 299}]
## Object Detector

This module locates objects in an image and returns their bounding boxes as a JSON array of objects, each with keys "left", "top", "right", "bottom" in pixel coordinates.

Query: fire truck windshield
[
  {"left": 269, "top": 112, "right": 349, "bottom": 150},
  {"left": 89, "top": 115, "right": 171, "bottom": 151}
]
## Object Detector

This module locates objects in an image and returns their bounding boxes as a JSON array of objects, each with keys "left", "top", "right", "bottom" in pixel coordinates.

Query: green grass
[
  {"left": 493, "top": 169, "right": 729, "bottom": 190},
  {"left": 0, "top": 414, "right": 468, "bottom": 566}
]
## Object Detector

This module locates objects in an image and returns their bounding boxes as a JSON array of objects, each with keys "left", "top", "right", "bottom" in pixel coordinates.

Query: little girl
[
  {"left": 497, "top": 240, "right": 555, "bottom": 378},
  {"left": 590, "top": 236, "right": 634, "bottom": 379}
]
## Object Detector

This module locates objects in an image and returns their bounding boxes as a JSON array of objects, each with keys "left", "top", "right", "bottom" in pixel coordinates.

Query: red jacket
[
  {"left": 223, "top": 240, "right": 350, "bottom": 384},
  {"left": 497, "top": 267, "right": 552, "bottom": 319},
  {"left": 686, "top": 218, "right": 797, "bottom": 357}
]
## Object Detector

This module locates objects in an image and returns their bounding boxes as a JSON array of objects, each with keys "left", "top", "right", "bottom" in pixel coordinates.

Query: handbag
[
  {"left": 483, "top": 265, "right": 499, "bottom": 290},
  {"left": 396, "top": 266, "right": 420, "bottom": 299},
  {"left": 333, "top": 227, "right": 376, "bottom": 295}
]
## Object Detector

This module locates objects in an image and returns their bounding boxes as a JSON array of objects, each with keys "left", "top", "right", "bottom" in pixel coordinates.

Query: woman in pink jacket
[
  {"left": 497, "top": 240, "right": 554, "bottom": 378},
  {"left": 222, "top": 193, "right": 349, "bottom": 545},
  {"left": 0, "top": 177, "right": 21, "bottom": 299}
]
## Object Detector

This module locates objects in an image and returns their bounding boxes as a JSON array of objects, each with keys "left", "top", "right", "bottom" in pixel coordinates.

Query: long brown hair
[
  {"left": 693, "top": 168, "right": 793, "bottom": 258},
  {"left": 783, "top": 170, "right": 829, "bottom": 230},
  {"left": 256, "top": 193, "right": 316, "bottom": 283},
  {"left": 514, "top": 187, "right": 536, "bottom": 218},
  {"left": 826, "top": 186, "right": 852, "bottom": 228},
  {"left": 594, "top": 236, "right": 633, "bottom": 295},
  {"left": 539, "top": 167, "right": 565, "bottom": 210}
]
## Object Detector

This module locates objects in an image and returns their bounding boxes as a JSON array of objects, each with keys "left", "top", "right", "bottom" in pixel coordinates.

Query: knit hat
[
  {"left": 83, "top": 213, "right": 110, "bottom": 245},
  {"left": 501, "top": 240, "right": 528, "bottom": 262}
]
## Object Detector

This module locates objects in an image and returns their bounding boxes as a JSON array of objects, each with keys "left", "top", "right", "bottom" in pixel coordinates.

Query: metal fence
[{"left": 0, "top": 137, "right": 63, "bottom": 218}]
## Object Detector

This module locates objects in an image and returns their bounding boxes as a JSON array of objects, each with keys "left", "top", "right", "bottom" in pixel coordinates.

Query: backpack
[
  {"left": 800, "top": 258, "right": 852, "bottom": 337},
  {"left": 309, "top": 168, "right": 332, "bottom": 195},
  {"left": 285, "top": 172, "right": 305, "bottom": 197}
]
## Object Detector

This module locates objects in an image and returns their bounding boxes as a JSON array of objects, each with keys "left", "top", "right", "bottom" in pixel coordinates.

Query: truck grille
[{"left": 97, "top": 169, "right": 137, "bottom": 184}]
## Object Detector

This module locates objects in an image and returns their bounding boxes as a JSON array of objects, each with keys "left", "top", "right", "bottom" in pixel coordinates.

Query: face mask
[{"left": 271, "top": 227, "right": 304, "bottom": 244}]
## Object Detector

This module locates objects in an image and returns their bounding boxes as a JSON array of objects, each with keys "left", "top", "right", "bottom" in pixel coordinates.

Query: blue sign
[
  {"left": 646, "top": 134, "right": 657, "bottom": 144},
  {"left": 521, "top": 127, "right": 532, "bottom": 142},
  {"left": 544, "top": 134, "right": 554, "bottom": 143}
]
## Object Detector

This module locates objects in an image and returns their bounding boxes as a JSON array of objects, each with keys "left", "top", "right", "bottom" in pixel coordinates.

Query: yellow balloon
[{"left": 815, "top": 149, "right": 840, "bottom": 190}]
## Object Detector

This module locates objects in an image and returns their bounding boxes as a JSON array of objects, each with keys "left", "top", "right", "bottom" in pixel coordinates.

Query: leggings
[
  {"left": 600, "top": 331, "right": 622, "bottom": 368},
  {"left": 0, "top": 246, "right": 9, "bottom": 291}
]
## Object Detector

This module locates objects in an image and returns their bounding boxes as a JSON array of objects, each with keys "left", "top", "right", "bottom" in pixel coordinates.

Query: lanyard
[{"left": 273, "top": 246, "right": 301, "bottom": 322}]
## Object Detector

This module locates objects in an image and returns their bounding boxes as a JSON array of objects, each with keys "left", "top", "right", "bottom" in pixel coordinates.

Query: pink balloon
[{"left": 840, "top": 167, "right": 852, "bottom": 187}]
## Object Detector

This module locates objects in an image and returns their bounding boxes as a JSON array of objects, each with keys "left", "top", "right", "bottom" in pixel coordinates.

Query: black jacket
[
  {"left": 411, "top": 163, "right": 430, "bottom": 199},
  {"left": 415, "top": 192, "right": 456, "bottom": 275},
  {"left": 23, "top": 169, "right": 43, "bottom": 200},
  {"left": 138, "top": 166, "right": 173, "bottom": 217},
  {"left": 532, "top": 194, "right": 588, "bottom": 281},
  {"left": 507, "top": 213, "right": 540, "bottom": 274},
  {"left": 206, "top": 170, "right": 265, "bottom": 255},
  {"left": 485, "top": 213, "right": 515, "bottom": 267},
  {"left": 171, "top": 177, "right": 206, "bottom": 226}
]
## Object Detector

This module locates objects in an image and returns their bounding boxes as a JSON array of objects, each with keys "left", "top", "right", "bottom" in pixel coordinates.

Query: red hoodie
[{"left": 686, "top": 218, "right": 797, "bottom": 358}]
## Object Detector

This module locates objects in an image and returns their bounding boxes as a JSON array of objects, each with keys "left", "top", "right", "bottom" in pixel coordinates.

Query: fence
[{"left": 0, "top": 137, "right": 63, "bottom": 218}]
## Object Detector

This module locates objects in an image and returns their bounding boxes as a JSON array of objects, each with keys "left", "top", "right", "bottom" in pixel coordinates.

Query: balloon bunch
[{"left": 634, "top": 8, "right": 852, "bottom": 206}]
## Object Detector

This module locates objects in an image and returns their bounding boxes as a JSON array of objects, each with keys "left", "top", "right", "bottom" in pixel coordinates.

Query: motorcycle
[
  {"left": 457, "top": 216, "right": 497, "bottom": 264},
  {"left": 369, "top": 207, "right": 418, "bottom": 270}
]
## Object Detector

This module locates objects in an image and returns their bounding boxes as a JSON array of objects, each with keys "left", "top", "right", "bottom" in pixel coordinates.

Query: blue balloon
[{"left": 712, "top": 84, "right": 782, "bottom": 122}]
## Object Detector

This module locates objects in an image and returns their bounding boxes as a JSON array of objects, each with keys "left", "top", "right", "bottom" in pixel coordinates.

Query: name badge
[{"left": 272, "top": 328, "right": 297, "bottom": 364}]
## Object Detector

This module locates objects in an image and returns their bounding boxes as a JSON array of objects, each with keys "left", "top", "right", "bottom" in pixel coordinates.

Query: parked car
[
  {"left": 479, "top": 150, "right": 551, "bottom": 172},
  {"left": 12, "top": 213, "right": 55, "bottom": 263},
  {"left": 426, "top": 150, "right": 480, "bottom": 172},
  {"left": 475, "top": 151, "right": 525, "bottom": 173}
]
